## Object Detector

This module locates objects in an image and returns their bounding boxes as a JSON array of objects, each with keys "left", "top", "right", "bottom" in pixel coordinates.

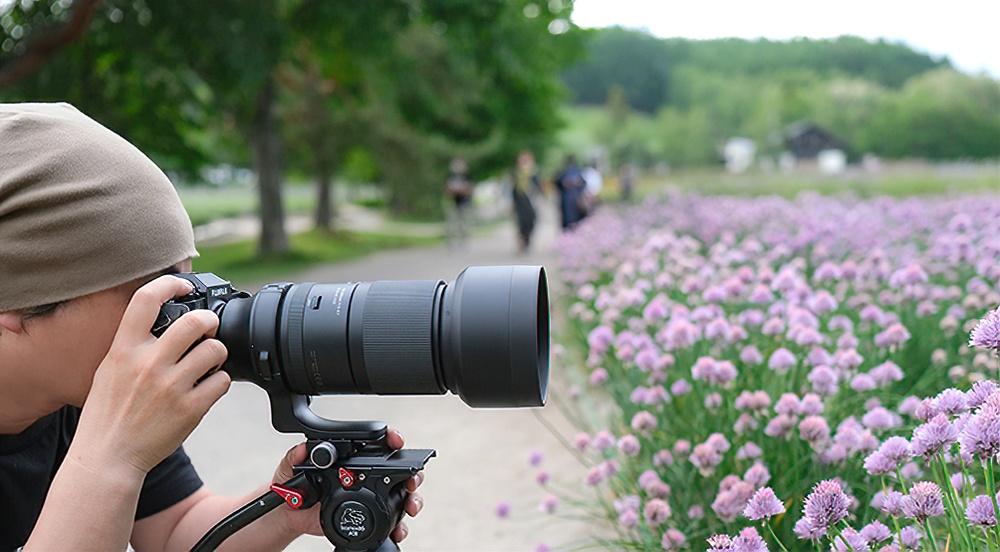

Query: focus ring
[{"left": 361, "top": 280, "right": 443, "bottom": 394}]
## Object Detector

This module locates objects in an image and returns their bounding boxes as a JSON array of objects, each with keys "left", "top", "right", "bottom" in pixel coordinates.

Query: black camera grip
[{"left": 152, "top": 302, "right": 191, "bottom": 337}]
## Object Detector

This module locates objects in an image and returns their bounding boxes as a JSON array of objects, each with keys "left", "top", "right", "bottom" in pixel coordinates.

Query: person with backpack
[{"left": 553, "top": 154, "right": 588, "bottom": 230}]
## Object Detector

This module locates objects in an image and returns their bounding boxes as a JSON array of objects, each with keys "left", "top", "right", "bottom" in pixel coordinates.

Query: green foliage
[
  {"left": 863, "top": 69, "right": 1000, "bottom": 159},
  {"left": 2, "top": 0, "right": 584, "bottom": 223},
  {"left": 557, "top": 28, "right": 999, "bottom": 166}
]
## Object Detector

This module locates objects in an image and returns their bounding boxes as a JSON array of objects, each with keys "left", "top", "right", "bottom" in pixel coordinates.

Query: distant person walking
[
  {"left": 580, "top": 158, "right": 603, "bottom": 215},
  {"left": 511, "top": 150, "right": 540, "bottom": 253},
  {"left": 445, "top": 157, "right": 474, "bottom": 249},
  {"left": 553, "top": 154, "right": 588, "bottom": 230},
  {"left": 619, "top": 163, "right": 636, "bottom": 202}
]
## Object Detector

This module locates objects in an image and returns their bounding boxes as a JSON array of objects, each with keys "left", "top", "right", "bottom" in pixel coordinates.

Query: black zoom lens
[{"left": 218, "top": 265, "right": 549, "bottom": 407}]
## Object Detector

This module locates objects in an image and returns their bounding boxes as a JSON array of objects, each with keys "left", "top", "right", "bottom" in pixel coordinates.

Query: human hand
[
  {"left": 271, "top": 428, "right": 426, "bottom": 543},
  {"left": 74, "top": 276, "right": 231, "bottom": 478}
]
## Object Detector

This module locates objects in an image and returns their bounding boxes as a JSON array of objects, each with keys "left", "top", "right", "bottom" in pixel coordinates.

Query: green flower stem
[
  {"left": 924, "top": 518, "right": 940, "bottom": 551},
  {"left": 763, "top": 520, "right": 788, "bottom": 552},
  {"left": 882, "top": 476, "right": 904, "bottom": 547},
  {"left": 896, "top": 466, "right": 911, "bottom": 494},
  {"left": 936, "top": 454, "right": 975, "bottom": 551}
]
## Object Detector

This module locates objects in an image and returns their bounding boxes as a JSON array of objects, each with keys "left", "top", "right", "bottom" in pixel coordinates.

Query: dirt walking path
[{"left": 184, "top": 199, "right": 592, "bottom": 551}]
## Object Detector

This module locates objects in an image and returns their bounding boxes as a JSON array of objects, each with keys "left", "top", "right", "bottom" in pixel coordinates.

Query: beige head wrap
[{"left": 0, "top": 103, "right": 198, "bottom": 312}]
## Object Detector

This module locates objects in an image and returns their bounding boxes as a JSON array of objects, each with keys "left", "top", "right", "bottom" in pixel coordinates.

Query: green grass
[
  {"left": 626, "top": 167, "right": 999, "bottom": 200},
  {"left": 191, "top": 229, "right": 440, "bottom": 289},
  {"left": 179, "top": 185, "right": 317, "bottom": 227}
]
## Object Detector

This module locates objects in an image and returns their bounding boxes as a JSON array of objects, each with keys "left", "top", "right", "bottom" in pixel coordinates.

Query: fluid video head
[{"left": 154, "top": 266, "right": 550, "bottom": 551}]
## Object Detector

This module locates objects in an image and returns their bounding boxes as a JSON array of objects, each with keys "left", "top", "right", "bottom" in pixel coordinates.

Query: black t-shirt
[{"left": 0, "top": 406, "right": 203, "bottom": 551}]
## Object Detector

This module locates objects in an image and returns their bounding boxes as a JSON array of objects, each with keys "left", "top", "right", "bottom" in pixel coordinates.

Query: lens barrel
[{"left": 219, "top": 265, "right": 548, "bottom": 408}]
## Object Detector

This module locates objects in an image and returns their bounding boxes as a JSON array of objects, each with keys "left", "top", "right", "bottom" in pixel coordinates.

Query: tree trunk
[
  {"left": 252, "top": 77, "right": 288, "bottom": 254},
  {"left": 314, "top": 168, "right": 335, "bottom": 231}
]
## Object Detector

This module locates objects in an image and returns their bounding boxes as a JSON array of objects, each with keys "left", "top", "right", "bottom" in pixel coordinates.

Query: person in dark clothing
[
  {"left": 0, "top": 103, "right": 423, "bottom": 551},
  {"left": 553, "top": 154, "right": 588, "bottom": 230},
  {"left": 511, "top": 150, "right": 541, "bottom": 253},
  {"left": 445, "top": 157, "right": 474, "bottom": 249}
]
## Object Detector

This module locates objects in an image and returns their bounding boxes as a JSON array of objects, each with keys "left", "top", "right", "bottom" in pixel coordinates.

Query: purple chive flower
[
  {"left": 618, "top": 508, "right": 639, "bottom": 528},
  {"left": 799, "top": 415, "right": 831, "bottom": 445},
  {"left": 951, "top": 472, "right": 972, "bottom": 491},
  {"left": 744, "top": 463, "right": 771, "bottom": 488},
  {"left": 585, "top": 466, "right": 604, "bottom": 486},
  {"left": 713, "top": 481, "right": 755, "bottom": 523},
  {"left": 734, "top": 413, "right": 759, "bottom": 434},
  {"left": 970, "top": 306, "right": 1000, "bottom": 351},
  {"left": 775, "top": 393, "right": 802, "bottom": 415},
  {"left": 794, "top": 517, "right": 826, "bottom": 540},
  {"left": 688, "top": 504, "right": 705, "bottom": 519},
  {"left": 966, "top": 495, "right": 998, "bottom": 526},
  {"left": 895, "top": 526, "right": 923, "bottom": 549},
  {"left": 764, "top": 414, "right": 796, "bottom": 438},
  {"left": 534, "top": 544, "right": 551, "bottom": 552},
  {"left": 528, "top": 450, "right": 544, "bottom": 467},
  {"left": 535, "top": 469, "right": 550, "bottom": 485},
  {"left": 862, "top": 406, "right": 902, "bottom": 431},
  {"left": 850, "top": 373, "right": 877, "bottom": 392},
  {"left": 670, "top": 379, "right": 692, "bottom": 396},
  {"left": 934, "top": 388, "right": 969, "bottom": 415},
  {"left": 800, "top": 393, "right": 824, "bottom": 415},
  {"left": 875, "top": 322, "right": 912, "bottom": 348},
  {"left": 707, "top": 535, "right": 734, "bottom": 551},
  {"left": 898, "top": 396, "right": 923, "bottom": 417},
  {"left": 832, "top": 527, "right": 868, "bottom": 551},
  {"left": 808, "top": 365, "right": 840, "bottom": 395},
  {"left": 768, "top": 348, "right": 796, "bottom": 372},
  {"left": 630, "top": 410, "right": 658, "bottom": 434},
  {"left": 690, "top": 443, "right": 723, "bottom": 474},
  {"left": 958, "top": 408, "right": 1000, "bottom": 462},
  {"left": 803, "top": 479, "right": 850, "bottom": 529},
  {"left": 910, "top": 413, "right": 959, "bottom": 458},
  {"left": 860, "top": 520, "right": 892, "bottom": 543},
  {"left": 736, "top": 442, "right": 763, "bottom": 460},
  {"left": 661, "top": 528, "right": 686, "bottom": 550},
  {"left": 743, "top": 487, "right": 785, "bottom": 520},
  {"left": 863, "top": 451, "right": 895, "bottom": 476},
  {"left": 588, "top": 368, "right": 609, "bottom": 386},
  {"left": 643, "top": 498, "right": 671, "bottom": 526},
  {"left": 870, "top": 360, "right": 904, "bottom": 385},
  {"left": 707, "top": 433, "right": 731, "bottom": 452},
  {"left": 618, "top": 434, "right": 641, "bottom": 455},
  {"left": 967, "top": 380, "right": 999, "bottom": 409},
  {"left": 653, "top": 449, "right": 674, "bottom": 467},
  {"left": 538, "top": 494, "right": 559, "bottom": 513},
  {"left": 878, "top": 436, "right": 911, "bottom": 464},
  {"left": 740, "top": 344, "right": 764, "bottom": 364},
  {"left": 495, "top": 501, "right": 511, "bottom": 518},
  {"left": 592, "top": 430, "right": 616, "bottom": 451},
  {"left": 900, "top": 481, "right": 945, "bottom": 522},
  {"left": 731, "top": 527, "right": 768, "bottom": 552},
  {"left": 573, "top": 432, "right": 590, "bottom": 451}
]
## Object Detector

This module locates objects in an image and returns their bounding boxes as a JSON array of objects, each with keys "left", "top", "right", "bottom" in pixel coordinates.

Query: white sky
[{"left": 571, "top": 0, "right": 1000, "bottom": 78}]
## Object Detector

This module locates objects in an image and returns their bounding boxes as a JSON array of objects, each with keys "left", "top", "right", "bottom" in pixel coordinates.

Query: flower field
[{"left": 538, "top": 190, "right": 1000, "bottom": 551}]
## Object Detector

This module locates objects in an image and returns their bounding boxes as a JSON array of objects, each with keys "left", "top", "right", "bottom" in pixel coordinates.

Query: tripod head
[{"left": 192, "top": 398, "right": 435, "bottom": 552}]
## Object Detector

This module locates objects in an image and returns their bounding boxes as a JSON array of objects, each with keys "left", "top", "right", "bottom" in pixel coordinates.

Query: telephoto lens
[{"left": 217, "top": 265, "right": 549, "bottom": 407}]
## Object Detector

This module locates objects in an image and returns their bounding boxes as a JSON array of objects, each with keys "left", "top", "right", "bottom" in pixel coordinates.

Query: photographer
[{"left": 0, "top": 103, "right": 423, "bottom": 551}]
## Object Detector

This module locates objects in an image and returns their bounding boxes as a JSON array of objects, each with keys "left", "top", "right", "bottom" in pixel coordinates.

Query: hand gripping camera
[{"left": 153, "top": 266, "right": 550, "bottom": 552}]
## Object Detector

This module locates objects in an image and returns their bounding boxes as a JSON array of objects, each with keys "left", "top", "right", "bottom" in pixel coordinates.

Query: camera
[{"left": 155, "top": 266, "right": 550, "bottom": 551}]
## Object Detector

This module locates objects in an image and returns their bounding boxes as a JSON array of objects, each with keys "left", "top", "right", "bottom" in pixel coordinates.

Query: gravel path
[{"left": 184, "top": 198, "right": 590, "bottom": 551}]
